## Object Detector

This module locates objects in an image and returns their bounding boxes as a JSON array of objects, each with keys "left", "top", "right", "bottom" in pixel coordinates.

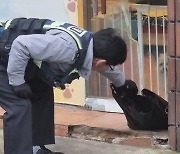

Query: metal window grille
[{"left": 86, "top": 0, "right": 168, "bottom": 100}]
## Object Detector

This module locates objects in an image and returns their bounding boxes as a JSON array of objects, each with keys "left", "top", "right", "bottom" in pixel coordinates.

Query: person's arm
[
  {"left": 7, "top": 31, "right": 76, "bottom": 86},
  {"left": 98, "top": 65, "right": 125, "bottom": 87}
]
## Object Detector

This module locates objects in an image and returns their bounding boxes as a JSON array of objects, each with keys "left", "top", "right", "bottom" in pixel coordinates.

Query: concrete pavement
[
  {"left": 0, "top": 129, "right": 179, "bottom": 154},
  {"left": 47, "top": 136, "right": 179, "bottom": 154}
]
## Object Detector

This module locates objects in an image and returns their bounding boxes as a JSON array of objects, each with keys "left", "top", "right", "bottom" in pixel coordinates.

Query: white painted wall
[{"left": 0, "top": 0, "right": 70, "bottom": 22}]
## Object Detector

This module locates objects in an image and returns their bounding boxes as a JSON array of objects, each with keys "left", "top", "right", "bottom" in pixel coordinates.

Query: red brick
[
  {"left": 176, "top": 23, "right": 180, "bottom": 57},
  {"left": 176, "top": 0, "right": 180, "bottom": 21},
  {"left": 168, "top": 23, "right": 175, "bottom": 56},
  {"left": 176, "top": 93, "right": 180, "bottom": 125},
  {"left": 168, "top": 58, "right": 176, "bottom": 91},
  {"left": 55, "top": 124, "right": 69, "bottom": 137},
  {"left": 176, "top": 59, "right": 180, "bottom": 91},
  {"left": 177, "top": 128, "right": 180, "bottom": 151},
  {"left": 119, "top": 137, "right": 152, "bottom": 148},
  {"left": 168, "top": 0, "right": 175, "bottom": 21},
  {"left": 168, "top": 92, "right": 176, "bottom": 125},
  {"left": 169, "top": 126, "right": 177, "bottom": 150}
]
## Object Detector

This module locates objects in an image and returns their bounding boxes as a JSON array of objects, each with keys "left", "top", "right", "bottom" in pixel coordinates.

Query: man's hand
[
  {"left": 110, "top": 80, "right": 138, "bottom": 97},
  {"left": 12, "top": 83, "right": 32, "bottom": 99}
]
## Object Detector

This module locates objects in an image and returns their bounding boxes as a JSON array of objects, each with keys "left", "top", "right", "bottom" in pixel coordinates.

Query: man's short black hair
[{"left": 92, "top": 28, "right": 127, "bottom": 66}]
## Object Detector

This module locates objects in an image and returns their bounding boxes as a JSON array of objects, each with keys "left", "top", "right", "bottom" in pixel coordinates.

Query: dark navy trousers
[{"left": 0, "top": 64, "right": 55, "bottom": 154}]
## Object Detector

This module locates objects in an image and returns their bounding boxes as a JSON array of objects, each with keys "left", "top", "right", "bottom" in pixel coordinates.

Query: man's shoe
[{"left": 36, "top": 148, "right": 64, "bottom": 154}]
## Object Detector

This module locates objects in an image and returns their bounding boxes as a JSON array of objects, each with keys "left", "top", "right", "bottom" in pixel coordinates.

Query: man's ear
[
  {"left": 92, "top": 58, "right": 107, "bottom": 70},
  {"left": 96, "top": 59, "right": 106, "bottom": 66}
]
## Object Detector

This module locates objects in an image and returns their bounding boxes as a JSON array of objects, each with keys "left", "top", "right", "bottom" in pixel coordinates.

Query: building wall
[
  {"left": 54, "top": 0, "right": 86, "bottom": 106},
  {"left": 0, "top": 0, "right": 86, "bottom": 106},
  {"left": 0, "top": 0, "right": 69, "bottom": 22},
  {"left": 168, "top": 0, "right": 180, "bottom": 151}
]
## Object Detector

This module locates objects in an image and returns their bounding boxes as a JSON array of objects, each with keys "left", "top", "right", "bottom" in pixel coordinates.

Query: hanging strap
[
  {"left": 21, "top": 18, "right": 37, "bottom": 30},
  {"left": 34, "top": 19, "right": 47, "bottom": 30},
  {"left": 7, "top": 18, "right": 26, "bottom": 29}
]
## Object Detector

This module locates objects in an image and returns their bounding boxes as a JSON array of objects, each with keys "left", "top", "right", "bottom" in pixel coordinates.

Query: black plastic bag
[{"left": 111, "top": 80, "right": 168, "bottom": 130}]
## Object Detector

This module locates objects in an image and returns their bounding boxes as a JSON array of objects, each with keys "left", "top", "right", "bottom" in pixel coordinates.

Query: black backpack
[
  {"left": 0, "top": 18, "right": 48, "bottom": 65},
  {"left": 0, "top": 18, "right": 90, "bottom": 89},
  {"left": 111, "top": 80, "right": 168, "bottom": 130}
]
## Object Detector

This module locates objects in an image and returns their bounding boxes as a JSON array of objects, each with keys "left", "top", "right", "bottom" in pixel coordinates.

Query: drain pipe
[
  {"left": 92, "top": 0, "right": 98, "bottom": 16},
  {"left": 101, "top": 0, "right": 106, "bottom": 14}
]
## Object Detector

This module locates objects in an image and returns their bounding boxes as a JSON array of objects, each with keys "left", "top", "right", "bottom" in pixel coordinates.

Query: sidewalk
[
  {"left": 0, "top": 128, "right": 177, "bottom": 154},
  {"left": 0, "top": 104, "right": 169, "bottom": 150}
]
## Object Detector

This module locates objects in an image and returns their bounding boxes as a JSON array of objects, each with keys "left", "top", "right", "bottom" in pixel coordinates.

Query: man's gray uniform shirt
[{"left": 7, "top": 29, "right": 125, "bottom": 87}]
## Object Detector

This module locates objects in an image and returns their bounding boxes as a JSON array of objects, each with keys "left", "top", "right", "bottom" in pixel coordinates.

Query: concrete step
[
  {"left": 0, "top": 128, "right": 176, "bottom": 154},
  {"left": 55, "top": 124, "right": 169, "bottom": 150}
]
